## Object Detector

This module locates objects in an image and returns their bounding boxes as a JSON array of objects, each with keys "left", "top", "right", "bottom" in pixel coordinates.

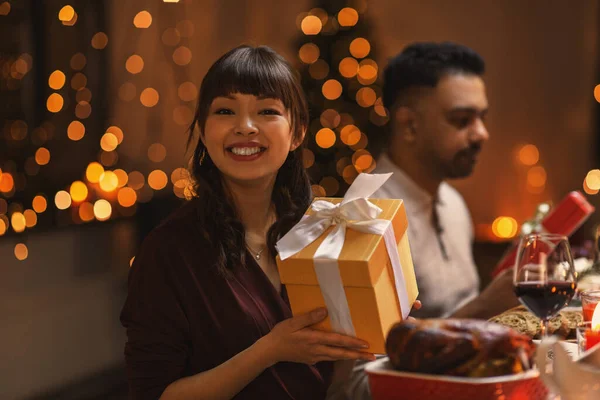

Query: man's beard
[{"left": 446, "top": 144, "right": 482, "bottom": 179}]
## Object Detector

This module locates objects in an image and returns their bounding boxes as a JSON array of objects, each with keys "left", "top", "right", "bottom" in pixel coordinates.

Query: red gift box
[
  {"left": 365, "top": 357, "right": 548, "bottom": 400},
  {"left": 491, "top": 191, "right": 595, "bottom": 278}
]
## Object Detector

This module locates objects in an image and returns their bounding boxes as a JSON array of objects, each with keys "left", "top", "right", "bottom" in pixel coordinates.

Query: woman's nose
[{"left": 235, "top": 115, "right": 258, "bottom": 136}]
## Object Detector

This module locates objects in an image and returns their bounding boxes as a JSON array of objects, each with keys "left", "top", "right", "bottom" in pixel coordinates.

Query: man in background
[{"left": 373, "top": 42, "right": 519, "bottom": 319}]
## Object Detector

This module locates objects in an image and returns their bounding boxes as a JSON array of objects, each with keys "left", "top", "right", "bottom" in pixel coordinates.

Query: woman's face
[{"left": 202, "top": 92, "right": 303, "bottom": 186}]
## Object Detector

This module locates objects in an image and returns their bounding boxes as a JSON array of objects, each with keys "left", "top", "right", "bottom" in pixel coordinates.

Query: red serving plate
[{"left": 365, "top": 357, "right": 548, "bottom": 400}]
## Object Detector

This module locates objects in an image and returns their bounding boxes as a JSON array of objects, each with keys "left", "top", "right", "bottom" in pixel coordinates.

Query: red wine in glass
[{"left": 514, "top": 281, "right": 577, "bottom": 321}]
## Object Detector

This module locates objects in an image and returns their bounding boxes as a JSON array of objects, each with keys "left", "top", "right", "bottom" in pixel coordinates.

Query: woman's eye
[
  {"left": 260, "top": 109, "right": 281, "bottom": 116},
  {"left": 214, "top": 108, "right": 233, "bottom": 115}
]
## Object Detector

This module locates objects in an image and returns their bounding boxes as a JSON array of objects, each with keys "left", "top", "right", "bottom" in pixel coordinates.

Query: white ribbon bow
[{"left": 276, "top": 173, "right": 411, "bottom": 337}]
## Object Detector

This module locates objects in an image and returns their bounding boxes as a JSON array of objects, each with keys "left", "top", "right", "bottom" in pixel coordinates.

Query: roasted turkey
[{"left": 385, "top": 319, "right": 535, "bottom": 377}]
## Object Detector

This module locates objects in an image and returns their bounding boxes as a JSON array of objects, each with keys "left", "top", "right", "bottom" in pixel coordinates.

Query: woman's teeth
[{"left": 230, "top": 147, "right": 262, "bottom": 156}]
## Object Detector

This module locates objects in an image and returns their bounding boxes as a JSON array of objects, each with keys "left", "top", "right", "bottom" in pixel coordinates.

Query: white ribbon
[{"left": 276, "top": 173, "right": 411, "bottom": 337}]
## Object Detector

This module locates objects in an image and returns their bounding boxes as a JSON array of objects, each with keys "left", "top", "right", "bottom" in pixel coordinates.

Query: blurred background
[{"left": 1, "top": 0, "right": 599, "bottom": 399}]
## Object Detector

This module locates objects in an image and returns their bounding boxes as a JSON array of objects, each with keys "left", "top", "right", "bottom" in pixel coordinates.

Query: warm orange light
[
  {"left": 79, "top": 202, "right": 95, "bottom": 222},
  {"left": 67, "top": 121, "right": 85, "bottom": 141},
  {"left": 100, "top": 133, "right": 118, "bottom": 151},
  {"left": 128, "top": 171, "right": 145, "bottom": 190},
  {"left": 340, "top": 125, "right": 361, "bottom": 146},
  {"left": 55, "top": 191, "right": 72, "bottom": 210},
  {"left": 70, "top": 53, "right": 86, "bottom": 70},
  {"left": 342, "top": 165, "right": 358, "bottom": 184},
  {"left": 173, "top": 46, "right": 192, "bottom": 66},
  {"left": 93, "top": 199, "right": 112, "bottom": 221},
  {"left": 100, "top": 151, "right": 118, "bottom": 168},
  {"left": 140, "top": 88, "right": 159, "bottom": 107},
  {"left": 35, "top": 147, "right": 50, "bottom": 166},
  {"left": 177, "top": 19, "right": 194, "bottom": 37},
  {"left": 303, "top": 148, "right": 315, "bottom": 169},
  {"left": 62, "top": 11, "right": 77, "bottom": 26},
  {"left": 70, "top": 181, "right": 88, "bottom": 202},
  {"left": 48, "top": 70, "right": 66, "bottom": 90},
  {"left": 11, "top": 212, "right": 26, "bottom": 233},
  {"left": 76, "top": 88, "right": 92, "bottom": 103},
  {"left": 91, "top": 32, "right": 109, "bottom": 50},
  {"left": 14, "top": 243, "right": 28, "bottom": 261},
  {"left": 118, "top": 187, "right": 137, "bottom": 207},
  {"left": 148, "top": 143, "right": 167, "bottom": 162},
  {"left": 594, "top": 84, "right": 600, "bottom": 103},
  {"left": 0, "top": 172, "right": 14, "bottom": 193},
  {"left": 315, "top": 128, "right": 336, "bottom": 149},
  {"left": 338, "top": 57, "right": 359, "bottom": 78},
  {"left": 337, "top": 7, "right": 359, "bottom": 27},
  {"left": 358, "top": 60, "right": 378, "bottom": 84},
  {"left": 10, "top": 120, "right": 27, "bottom": 141},
  {"left": 299, "top": 43, "right": 320, "bottom": 64},
  {"left": 114, "top": 169, "right": 129, "bottom": 187},
  {"left": 178, "top": 81, "right": 197, "bottom": 102},
  {"left": 353, "top": 150, "right": 373, "bottom": 172},
  {"left": 492, "top": 216, "right": 518, "bottom": 239},
  {"left": 46, "top": 93, "right": 64, "bottom": 113},
  {"left": 125, "top": 54, "right": 144, "bottom": 74},
  {"left": 32, "top": 195, "right": 47, "bottom": 213},
  {"left": 129, "top": 256, "right": 136, "bottom": 267},
  {"left": 0, "top": 1, "right": 11, "bottom": 16},
  {"left": 350, "top": 38, "right": 371, "bottom": 59},
  {"left": 148, "top": 170, "right": 168, "bottom": 190},
  {"left": 86, "top": 162, "right": 104, "bottom": 183},
  {"left": 518, "top": 144, "right": 539, "bottom": 166},
  {"left": 0, "top": 218, "right": 6, "bottom": 235},
  {"left": 58, "top": 5, "right": 75, "bottom": 21},
  {"left": 322, "top": 79, "right": 342, "bottom": 100},
  {"left": 24, "top": 209, "right": 37, "bottom": 228},
  {"left": 583, "top": 178, "right": 599, "bottom": 195},
  {"left": 585, "top": 169, "right": 600, "bottom": 191},
  {"left": 311, "top": 184, "right": 326, "bottom": 197},
  {"left": 527, "top": 166, "right": 547, "bottom": 188},
  {"left": 133, "top": 11, "right": 152, "bottom": 28},
  {"left": 356, "top": 87, "right": 377, "bottom": 107},
  {"left": 301, "top": 15, "right": 322, "bottom": 35},
  {"left": 106, "top": 126, "right": 124, "bottom": 144},
  {"left": 99, "top": 171, "right": 119, "bottom": 192}
]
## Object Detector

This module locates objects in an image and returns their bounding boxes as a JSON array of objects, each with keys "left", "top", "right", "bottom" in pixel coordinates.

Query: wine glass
[{"left": 513, "top": 233, "right": 577, "bottom": 338}]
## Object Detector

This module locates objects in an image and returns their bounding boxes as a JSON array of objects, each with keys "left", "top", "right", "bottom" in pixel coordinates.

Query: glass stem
[{"left": 541, "top": 318, "right": 550, "bottom": 338}]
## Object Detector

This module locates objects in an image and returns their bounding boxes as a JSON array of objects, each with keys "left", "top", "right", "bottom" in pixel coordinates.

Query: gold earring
[{"left": 199, "top": 149, "right": 206, "bottom": 165}]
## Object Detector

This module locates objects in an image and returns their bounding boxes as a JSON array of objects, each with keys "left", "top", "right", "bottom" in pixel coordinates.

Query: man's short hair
[{"left": 382, "top": 41, "right": 485, "bottom": 110}]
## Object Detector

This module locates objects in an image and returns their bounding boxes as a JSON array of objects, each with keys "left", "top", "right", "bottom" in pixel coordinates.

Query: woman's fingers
[
  {"left": 306, "top": 329, "right": 369, "bottom": 349},
  {"left": 314, "top": 345, "right": 376, "bottom": 362}
]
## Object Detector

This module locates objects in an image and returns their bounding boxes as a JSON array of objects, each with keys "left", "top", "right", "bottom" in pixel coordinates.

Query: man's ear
[
  {"left": 290, "top": 128, "right": 306, "bottom": 151},
  {"left": 393, "top": 106, "right": 418, "bottom": 143}
]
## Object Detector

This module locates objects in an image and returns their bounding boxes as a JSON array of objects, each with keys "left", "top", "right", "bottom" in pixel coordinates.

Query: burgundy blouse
[{"left": 120, "top": 199, "right": 333, "bottom": 399}]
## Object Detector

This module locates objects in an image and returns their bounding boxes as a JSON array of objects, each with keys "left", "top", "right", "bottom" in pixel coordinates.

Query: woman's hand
[{"left": 261, "top": 308, "right": 376, "bottom": 366}]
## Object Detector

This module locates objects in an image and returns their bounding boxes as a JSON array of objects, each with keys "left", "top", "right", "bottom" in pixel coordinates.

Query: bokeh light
[
  {"left": 339, "top": 57, "right": 359, "bottom": 78},
  {"left": 100, "top": 151, "right": 118, "bottom": 167},
  {"left": 527, "top": 166, "right": 547, "bottom": 188},
  {"left": 128, "top": 171, "right": 145, "bottom": 190},
  {"left": 299, "top": 43, "right": 320, "bottom": 64},
  {"left": 79, "top": 202, "right": 95, "bottom": 222},
  {"left": 148, "top": 143, "right": 167, "bottom": 162},
  {"left": 320, "top": 109, "right": 341, "bottom": 129},
  {"left": 46, "top": 93, "right": 64, "bottom": 113},
  {"left": 48, "top": 70, "right": 66, "bottom": 90},
  {"left": 133, "top": 11, "right": 152, "bottom": 28},
  {"left": 32, "top": 195, "right": 47, "bottom": 213},
  {"left": 301, "top": 15, "right": 322, "bottom": 35},
  {"left": 140, "top": 88, "right": 159, "bottom": 107},
  {"left": 350, "top": 38, "right": 370, "bottom": 59},
  {"left": 584, "top": 169, "right": 600, "bottom": 190},
  {"left": 303, "top": 148, "right": 315, "bottom": 168},
  {"left": 86, "top": 162, "right": 104, "bottom": 183},
  {"left": 55, "top": 190, "right": 72, "bottom": 210},
  {"left": 0, "top": 1, "right": 11, "bottom": 16},
  {"left": 118, "top": 187, "right": 137, "bottom": 207},
  {"left": 0, "top": 172, "right": 14, "bottom": 193},
  {"left": 320, "top": 176, "right": 340, "bottom": 196},
  {"left": 99, "top": 171, "right": 119, "bottom": 192},
  {"left": 340, "top": 125, "right": 361, "bottom": 146},
  {"left": 93, "top": 199, "right": 112, "bottom": 221},
  {"left": 315, "top": 128, "right": 336, "bottom": 149},
  {"left": 0, "top": 218, "right": 6, "bottom": 236},
  {"left": 148, "top": 170, "right": 168, "bottom": 190},
  {"left": 337, "top": 7, "right": 359, "bottom": 27},
  {"left": 309, "top": 59, "right": 329, "bottom": 80},
  {"left": 35, "top": 147, "right": 51, "bottom": 165},
  {"left": 173, "top": 46, "right": 192, "bottom": 66},
  {"left": 178, "top": 81, "right": 197, "bottom": 102},
  {"left": 106, "top": 126, "right": 124, "bottom": 144},
  {"left": 114, "top": 169, "right": 129, "bottom": 187},
  {"left": 70, "top": 181, "right": 88, "bottom": 202},
  {"left": 58, "top": 5, "right": 75, "bottom": 21},
  {"left": 322, "top": 79, "right": 342, "bottom": 100},
  {"left": 126, "top": 54, "right": 144, "bottom": 74},
  {"left": 492, "top": 216, "right": 519, "bottom": 239},
  {"left": 91, "top": 32, "right": 109, "bottom": 50},
  {"left": 67, "top": 121, "right": 85, "bottom": 141},
  {"left": 75, "top": 101, "right": 92, "bottom": 119},
  {"left": 518, "top": 144, "right": 540, "bottom": 166},
  {"left": 71, "top": 72, "right": 87, "bottom": 90},
  {"left": 11, "top": 212, "right": 26, "bottom": 233},
  {"left": 594, "top": 84, "right": 600, "bottom": 103},
  {"left": 311, "top": 184, "right": 326, "bottom": 197},
  {"left": 24, "top": 209, "right": 37, "bottom": 228},
  {"left": 100, "top": 132, "right": 118, "bottom": 151},
  {"left": 14, "top": 243, "right": 28, "bottom": 261},
  {"left": 356, "top": 87, "right": 377, "bottom": 107},
  {"left": 70, "top": 53, "right": 86, "bottom": 70}
]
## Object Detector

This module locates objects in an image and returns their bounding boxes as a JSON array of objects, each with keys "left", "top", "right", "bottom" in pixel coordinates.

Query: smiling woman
[{"left": 121, "top": 45, "right": 376, "bottom": 400}]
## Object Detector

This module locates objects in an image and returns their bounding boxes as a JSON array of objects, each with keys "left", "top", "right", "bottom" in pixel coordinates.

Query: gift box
[
  {"left": 276, "top": 173, "right": 419, "bottom": 354},
  {"left": 492, "top": 191, "right": 595, "bottom": 278}
]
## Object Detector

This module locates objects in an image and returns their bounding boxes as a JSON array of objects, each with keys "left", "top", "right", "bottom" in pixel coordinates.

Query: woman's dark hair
[{"left": 187, "top": 44, "right": 311, "bottom": 275}]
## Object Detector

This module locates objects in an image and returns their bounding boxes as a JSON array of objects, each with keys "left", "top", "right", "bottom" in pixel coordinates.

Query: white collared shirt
[{"left": 372, "top": 154, "right": 480, "bottom": 318}]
